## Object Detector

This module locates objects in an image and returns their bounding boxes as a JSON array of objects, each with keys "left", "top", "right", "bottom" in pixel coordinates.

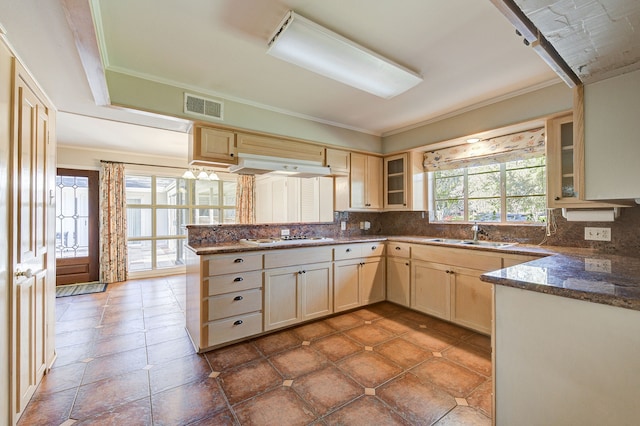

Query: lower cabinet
[
  {"left": 264, "top": 262, "right": 333, "bottom": 331},
  {"left": 412, "top": 261, "right": 451, "bottom": 319},
  {"left": 410, "top": 245, "right": 502, "bottom": 335},
  {"left": 334, "top": 257, "right": 385, "bottom": 312},
  {"left": 386, "top": 242, "right": 411, "bottom": 307},
  {"left": 450, "top": 267, "right": 493, "bottom": 334}
]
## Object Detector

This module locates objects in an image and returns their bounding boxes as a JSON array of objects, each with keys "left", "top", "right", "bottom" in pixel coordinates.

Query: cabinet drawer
[
  {"left": 207, "top": 289, "right": 262, "bottom": 321},
  {"left": 334, "top": 242, "right": 385, "bottom": 260},
  {"left": 264, "top": 246, "right": 332, "bottom": 269},
  {"left": 387, "top": 242, "right": 411, "bottom": 258},
  {"left": 206, "top": 271, "right": 262, "bottom": 296},
  {"left": 206, "top": 312, "right": 263, "bottom": 346},
  {"left": 204, "top": 253, "right": 262, "bottom": 276},
  {"left": 334, "top": 244, "right": 363, "bottom": 261},
  {"left": 412, "top": 245, "right": 501, "bottom": 271}
]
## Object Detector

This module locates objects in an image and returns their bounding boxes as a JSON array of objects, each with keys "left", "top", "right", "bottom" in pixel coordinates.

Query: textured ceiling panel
[{"left": 515, "top": 0, "right": 640, "bottom": 83}]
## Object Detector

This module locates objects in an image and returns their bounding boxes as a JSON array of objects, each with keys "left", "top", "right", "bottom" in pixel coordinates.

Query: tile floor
[{"left": 20, "top": 275, "right": 492, "bottom": 425}]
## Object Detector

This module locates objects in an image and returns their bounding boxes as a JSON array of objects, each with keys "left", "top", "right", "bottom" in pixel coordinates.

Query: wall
[
  {"left": 382, "top": 82, "right": 572, "bottom": 153},
  {"left": 57, "top": 145, "right": 190, "bottom": 170},
  {"left": 105, "top": 70, "right": 382, "bottom": 153},
  {"left": 0, "top": 36, "right": 12, "bottom": 425}
]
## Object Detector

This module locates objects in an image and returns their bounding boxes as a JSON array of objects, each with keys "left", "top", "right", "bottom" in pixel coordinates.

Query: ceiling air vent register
[{"left": 184, "top": 93, "right": 223, "bottom": 120}]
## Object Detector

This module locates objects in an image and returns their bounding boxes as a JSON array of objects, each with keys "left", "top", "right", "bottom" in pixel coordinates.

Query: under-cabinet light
[{"left": 267, "top": 11, "right": 423, "bottom": 99}]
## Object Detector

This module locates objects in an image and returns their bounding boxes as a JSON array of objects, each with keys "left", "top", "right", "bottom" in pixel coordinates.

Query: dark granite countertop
[{"left": 187, "top": 235, "right": 640, "bottom": 311}]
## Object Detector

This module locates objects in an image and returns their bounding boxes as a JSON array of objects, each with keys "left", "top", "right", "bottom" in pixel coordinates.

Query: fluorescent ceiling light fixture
[{"left": 267, "top": 11, "right": 423, "bottom": 99}]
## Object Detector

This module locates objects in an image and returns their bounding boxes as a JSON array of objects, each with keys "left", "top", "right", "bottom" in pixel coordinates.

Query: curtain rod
[{"left": 100, "top": 160, "right": 186, "bottom": 171}]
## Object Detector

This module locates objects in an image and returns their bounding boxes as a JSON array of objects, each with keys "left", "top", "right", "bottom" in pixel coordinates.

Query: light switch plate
[{"left": 584, "top": 227, "right": 611, "bottom": 241}]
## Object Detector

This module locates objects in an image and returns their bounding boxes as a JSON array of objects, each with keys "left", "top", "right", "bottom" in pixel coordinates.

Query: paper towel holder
[{"left": 561, "top": 208, "right": 621, "bottom": 222}]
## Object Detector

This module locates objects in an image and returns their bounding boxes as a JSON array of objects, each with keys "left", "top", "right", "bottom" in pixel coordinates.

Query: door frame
[{"left": 55, "top": 168, "right": 100, "bottom": 285}]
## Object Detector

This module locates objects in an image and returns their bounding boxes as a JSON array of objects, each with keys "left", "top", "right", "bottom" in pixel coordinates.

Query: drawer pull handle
[
  {"left": 371, "top": 246, "right": 377, "bottom": 250},
  {"left": 233, "top": 320, "right": 243, "bottom": 326},
  {"left": 233, "top": 277, "right": 244, "bottom": 282},
  {"left": 346, "top": 248, "right": 352, "bottom": 252},
  {"left": 234, "top": 258, "right": 244, "bottom": 263},
  {"left": 234, "top": 296, "right": 243, "bottom": 301},
  {"left": 395, "top": 246, "right": 401, "bottom": 250}
]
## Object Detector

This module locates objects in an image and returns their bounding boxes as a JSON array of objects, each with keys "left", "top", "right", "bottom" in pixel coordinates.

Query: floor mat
[{"left": 56, "top": 282, "right": 107, "bottom": 298}]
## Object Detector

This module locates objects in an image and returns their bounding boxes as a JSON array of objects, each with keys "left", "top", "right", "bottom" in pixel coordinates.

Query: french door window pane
[
  {"left": 127, "top": 208, "right": 152, "bottom": 238},
  {"left": 195, "top": 180, "right": 220, "bottom": 205},
  {"left": 194, "top": 208, "right": 220, "bottom": 225},
  {"left": 128, "top": 240, "right": 152, "bottom": 271},
  {"left": 223, "top": 209, "right": 236, "bottom": 223},
  {"left": 156, "top": 208, "right": 188, "bottom": 236},
  {"left": 156, "top": 239, "right": 185, "bottom": 269},
  {"left": 223, "top": 181, "right": 236, "bottom": 206},
  {"left": 55, "top": 175, "right": 89, "bottom": 258},
  {"left": 156, "top": 177, "right": 188, "bottom": 205},
  {"left": 125, "top": 176, "right": 152, "bottom": 205}
]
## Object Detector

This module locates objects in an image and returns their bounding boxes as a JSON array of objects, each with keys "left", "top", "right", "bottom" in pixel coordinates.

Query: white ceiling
[{"left": 0, "top": 0, "right": 635, "bottom": 159}]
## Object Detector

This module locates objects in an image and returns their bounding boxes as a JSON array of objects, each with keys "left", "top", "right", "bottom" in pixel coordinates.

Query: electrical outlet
[
  {"left": 585, "top": 258, "right": 612, "bottom": 273},
  {"left": 340, "top": 221, "right": 346, "bottom": 231},
  {"left": 280, "top": 229, "right": 290, "bottom": 237},
  {"left": 584, "top": 227, "right": 611, "bottom": 241}
]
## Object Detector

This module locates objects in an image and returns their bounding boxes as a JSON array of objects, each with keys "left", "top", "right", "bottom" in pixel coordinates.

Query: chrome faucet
[{"left": 472, "top": 222, "right": 481, "bottom": 241}]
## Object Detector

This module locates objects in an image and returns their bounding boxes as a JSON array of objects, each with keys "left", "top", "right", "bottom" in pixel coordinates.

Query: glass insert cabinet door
[{"left": 55, "top": 169, "right": 99, "bottom": 285}]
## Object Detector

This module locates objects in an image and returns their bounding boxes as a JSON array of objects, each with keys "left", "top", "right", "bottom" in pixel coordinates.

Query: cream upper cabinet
[
  {"left": 350, "top": 153, "right": 382, "bottom": 210},
  {"left": 383, "top": 152, "right": 427, "bottom": 211},
  {"left": 236, "top": 132, "right": 325, "bottom": 164},
  {"left": 325, "top": 148, "right": 350, "bottom": 175},
  {"left": 547, "top": 93, "right": 626, "bottom": 208},
  {"left": 584, "top": 69, "right": 640, "bottom": 200},
  {"left": 189, "top": 125, "right": 237, "bottom": 166}
]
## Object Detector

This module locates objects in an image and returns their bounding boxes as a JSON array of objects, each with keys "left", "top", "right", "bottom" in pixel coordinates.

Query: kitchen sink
[
  {"left": 423, "top": 238, "right": 464, "bottom": 244},
  {"left": 239, "top": 237, "right": 334, "bottom": 246},
  {"left": 424, "top": 238, "right": 515, "bottom": 248},
  {"left": 458, "top": 240, "right": 516, "bottom": 248}
]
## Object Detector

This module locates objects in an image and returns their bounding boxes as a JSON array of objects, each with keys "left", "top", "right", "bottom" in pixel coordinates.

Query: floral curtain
[
  {"left": 236, "top": 175, "right": 255, "bottom": 224},
  {"left": 423, "top": 127, "right": 545, "bottom": 171},
  {"left": 99, "top": 162, "right": 128, "bottom": 283}
]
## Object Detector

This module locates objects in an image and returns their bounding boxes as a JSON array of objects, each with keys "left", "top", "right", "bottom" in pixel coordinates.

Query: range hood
[{"left": 228, "top": 153, "right": 331, "bottom": 178}]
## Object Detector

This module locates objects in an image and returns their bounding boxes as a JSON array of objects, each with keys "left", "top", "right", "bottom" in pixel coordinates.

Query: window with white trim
[
  {"left": 425, "top": 128, "right": 547, "bottom": 224},
  {"left": 431, "top": 156, "right": 546, "bottom": 223}
]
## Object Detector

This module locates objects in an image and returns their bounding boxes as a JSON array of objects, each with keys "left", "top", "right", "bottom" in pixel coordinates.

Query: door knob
[{"left": 15, "top": 269, "right": 33, "bottom": 278}]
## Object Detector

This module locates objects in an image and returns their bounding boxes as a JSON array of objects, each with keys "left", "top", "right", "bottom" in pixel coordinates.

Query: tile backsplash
[{"left": 188, "top": 207, "right": 640, "bottom": 253}]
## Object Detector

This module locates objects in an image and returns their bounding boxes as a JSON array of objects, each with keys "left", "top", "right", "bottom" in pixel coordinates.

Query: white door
[{"left": 11, "top": 60, "right": 54, "bottom": 420}]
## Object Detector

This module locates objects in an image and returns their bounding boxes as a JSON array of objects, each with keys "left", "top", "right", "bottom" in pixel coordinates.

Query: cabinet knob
[
  {"left": 554, "top": 196, "right": 560, "bottom": 201},
  {"left": 233, "top": 277, "right": 243, "bottom": 282},
  {"left": 371, "top": 246, "right": 377, "bottom": 250},
  {"left": 233, "top": 320, "right": 243, "bottom": 326},
  {"left": 230, "top": 153, "right": 235, "bottom": 157},
  {"left": 234, "top": 295, "right": 243, "bottom": 301},
  {"left": 405, "top": 263, "right": 409, "bottom": 266},
  {"left": 234, "top": 258, "right": 244, "bottom": 263},
  {"left": 346, "top": 248, "right": 352, "bottom": 252}
]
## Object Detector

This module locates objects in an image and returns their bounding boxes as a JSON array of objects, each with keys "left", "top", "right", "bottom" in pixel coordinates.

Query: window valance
[{"left": 423, "top": 127, "right": 545, "bottom": 171}]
